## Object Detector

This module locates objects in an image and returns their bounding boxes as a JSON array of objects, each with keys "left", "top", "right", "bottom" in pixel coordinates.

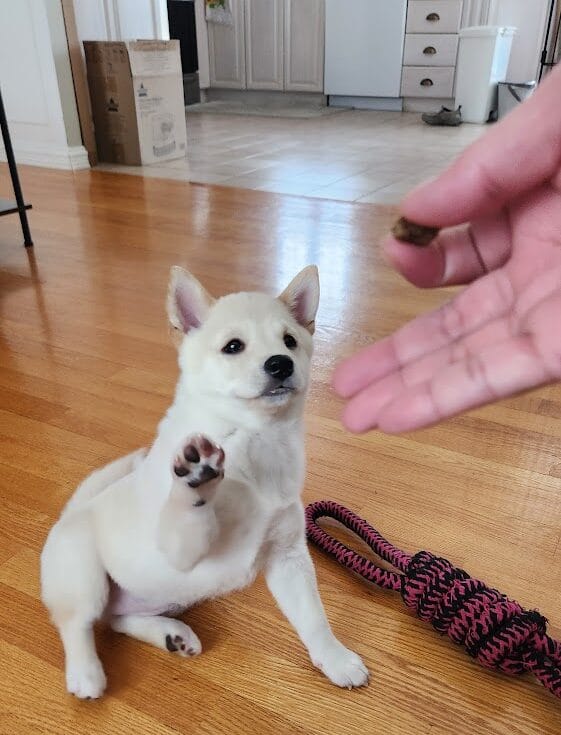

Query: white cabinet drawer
[
  {"left": 401, "top": 65, "right": 455, "bottom": 97},
  {"left": 406, "top": 1, "right": 462, "bottom": 34},
  {"left": 403, "top": 33, "right": 458, "bottom": 66}
]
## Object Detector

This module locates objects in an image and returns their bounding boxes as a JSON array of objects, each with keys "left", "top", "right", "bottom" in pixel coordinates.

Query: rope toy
[{"left": 305, "top": 500, "right": 561, "bottom": 700}]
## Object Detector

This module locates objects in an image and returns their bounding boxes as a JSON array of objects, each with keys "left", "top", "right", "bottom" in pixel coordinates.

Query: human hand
[{"left": 333, "top": 66, "right": 561, "bottom": 434}]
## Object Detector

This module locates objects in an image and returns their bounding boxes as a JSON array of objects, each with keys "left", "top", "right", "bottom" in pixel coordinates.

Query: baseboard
[
  {"left": 66, "top": 145, "right": 90, "bottom": 170},
  {"left": 328, "top": 96, "right": 403, "bottom": 111},
  {"left": 205, "top": 88, "right": 327, "bottom": 107},
  {"left": 402, "top": 97, "right": 455, "bottom": 113},
  {"left": 0, "top": 142, "right": 90, "bottom": 170}
]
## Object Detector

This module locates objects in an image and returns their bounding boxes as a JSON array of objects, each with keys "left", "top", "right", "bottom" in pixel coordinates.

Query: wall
[
  {"left": 195, "top": 0, "right": 210, "bottom": 88},
  {"left": 488, "top": 0, "right": 550, "bottom": 80},
  {"left": 0, "top": 0, "right": 89, "bottom": 169},
  {"left": 462, "top": 0, "right": 492, "bottom": 27},
  {"left": 45, "top": 0, "right": 82, "bottom": 148},
  {"left": 72, "top": 0, "right": 169, "bottom": 45}
]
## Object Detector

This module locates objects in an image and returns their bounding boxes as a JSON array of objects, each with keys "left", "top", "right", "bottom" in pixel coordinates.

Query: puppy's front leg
[
  {"left": 157, "top": 434, "right": 225, "bottom": 571},
  {"left": 265, "top": 529, "right": 369, "bottom": 689}
]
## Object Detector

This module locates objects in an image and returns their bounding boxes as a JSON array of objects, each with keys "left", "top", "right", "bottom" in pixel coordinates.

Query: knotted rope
[{"left": 305, "top": 500, "right": 561, "bottom": 699}]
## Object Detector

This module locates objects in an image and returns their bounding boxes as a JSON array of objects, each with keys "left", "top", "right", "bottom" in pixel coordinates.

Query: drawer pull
[
  {"left": 423, "top": 46, "right": 437, "bottom": 55},
  {"left": 420, "top": 78, "right": 434, "bottom": 87},
  {"left": 426, "top": 12, "right": 440, "bottom": 21}
]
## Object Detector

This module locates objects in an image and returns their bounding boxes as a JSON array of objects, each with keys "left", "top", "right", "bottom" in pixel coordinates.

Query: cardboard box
[{"left": 84, "top": 40, "right": 187, "bottom": 165}]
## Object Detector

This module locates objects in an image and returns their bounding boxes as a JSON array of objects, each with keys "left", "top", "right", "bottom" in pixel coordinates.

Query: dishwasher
[{"left": 325, "top": 0, "right": 408, "bottom": 101}]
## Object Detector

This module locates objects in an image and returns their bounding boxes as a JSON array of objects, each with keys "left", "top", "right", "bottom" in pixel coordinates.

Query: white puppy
[{"left": 40, "top": 266, "right": 369, "bottom": 699}]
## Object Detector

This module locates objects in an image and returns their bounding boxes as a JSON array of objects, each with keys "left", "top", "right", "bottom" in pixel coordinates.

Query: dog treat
[{"left": 391, "top": 217, "right": 440, "bottom": 247}]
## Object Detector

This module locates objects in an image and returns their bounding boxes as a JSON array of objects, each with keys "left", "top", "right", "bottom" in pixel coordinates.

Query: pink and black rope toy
[{"left": 305, "top": 500, "right": 561, "bottom": 700}]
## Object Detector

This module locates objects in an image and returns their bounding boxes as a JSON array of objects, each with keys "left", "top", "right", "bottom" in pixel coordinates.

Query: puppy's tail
[{"left": 62, "top": 448, "right": 147, "bottom": 516}]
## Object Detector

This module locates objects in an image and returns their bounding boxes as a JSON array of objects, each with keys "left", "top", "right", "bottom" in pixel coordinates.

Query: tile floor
[{"left": 97, "top": 109, "right": 486, "bottom": 203}]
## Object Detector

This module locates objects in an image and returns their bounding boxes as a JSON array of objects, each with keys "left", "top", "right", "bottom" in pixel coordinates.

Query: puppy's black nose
[{"left": 264, "top": 355, "right": 294, "bottom": 381}]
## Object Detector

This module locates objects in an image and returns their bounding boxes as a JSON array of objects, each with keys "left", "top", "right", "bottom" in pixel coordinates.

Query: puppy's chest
[{"left": 232, "top": 430, "right": 304, "bottom": 500}]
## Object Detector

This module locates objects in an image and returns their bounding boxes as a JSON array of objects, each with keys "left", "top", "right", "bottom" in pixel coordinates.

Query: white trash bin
[{"left": 455, "top": 26, "right": 516, "bottom": 123}]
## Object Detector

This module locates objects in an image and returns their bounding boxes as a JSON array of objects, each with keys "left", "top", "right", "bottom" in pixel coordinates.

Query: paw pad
[
  {"left": 173, "top": 434, "right": 225, "bottom": 494},
  {"left": 165, "top": 634, "right": 197, "bottom": 657}
]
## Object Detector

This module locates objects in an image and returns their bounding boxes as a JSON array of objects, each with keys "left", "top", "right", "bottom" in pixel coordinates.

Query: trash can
[
  {"left": 497, "top": 81, "right": 536, "bottom": 119},
  {"left": 455, "top": 26, "right": 517, "bottom": 123}
]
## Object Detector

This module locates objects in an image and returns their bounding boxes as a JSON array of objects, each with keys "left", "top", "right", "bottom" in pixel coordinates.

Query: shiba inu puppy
[{"left": 41, "top": 266, "right": 369, "bottom": 699}]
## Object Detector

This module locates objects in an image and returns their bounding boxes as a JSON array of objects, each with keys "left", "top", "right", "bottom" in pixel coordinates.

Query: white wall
[
  {"left": 73, "top": 0, "right": 169, "bottom": 44},
  {"left": 195, "top": 0, "right": 210, "bottom": 88},
  {"left": 488, "top": 0, "right": 550, "bottom": 80},
  {"left": 114, "top": 0, "right": 170, "bottom": 39},
  {"left": 45, "top": 0, "right": 83, "bottom": 148},
  {"left": 0, "top": 0, "right": 89, "bottom": 169},
  {"left": 72, "top": 0, "right": 111, "bottom": 41},
  {"left": 462, "top": 0, "right": 492, "bottom": 27}
]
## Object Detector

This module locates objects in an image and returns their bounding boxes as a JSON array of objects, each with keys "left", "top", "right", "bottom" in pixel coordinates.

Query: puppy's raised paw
[{"left": 172, "top": 434, "right": 225, "bottom": 502}]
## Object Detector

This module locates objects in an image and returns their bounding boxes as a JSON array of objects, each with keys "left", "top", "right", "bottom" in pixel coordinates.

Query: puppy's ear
[
  {"left": 278, "top": 265, "right": 320, "bottom": 334},
  {"left": 167, "top": 266, "right": 215, "bottom": 334}
]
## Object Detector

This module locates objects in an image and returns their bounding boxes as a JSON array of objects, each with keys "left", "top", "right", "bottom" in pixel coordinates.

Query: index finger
[
  {"left": 402, "top": 65, "right": 561, "bottom": 228},
  {"left": 332, "top": 268, "right": 514, "bottom": 399}
]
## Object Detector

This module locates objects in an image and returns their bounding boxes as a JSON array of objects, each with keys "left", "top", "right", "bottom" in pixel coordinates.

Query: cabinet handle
[
  {"left": 426, "top": 12, "right": 440, "bottom": 21},
  {"left": 420, "top": 78, "right": 434, "bottom": 87},
  {"left": 423, "top": 46, "right": 437, "bottom": 55}
]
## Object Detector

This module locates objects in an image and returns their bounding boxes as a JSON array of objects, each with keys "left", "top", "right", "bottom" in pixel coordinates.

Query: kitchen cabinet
[
  {"left": 401, "top": 65, "right": 455, "bottom": 97},
  {"left": 401, "top": 0, "right": 464, "bottom": 103},
  {"left": 208, "top": 0, "right": 325, "bottom": 92},
  {"left": 245, "top": 0, "right": 284, "bottom": 90},
  {"left": 284, "top": 0, "right": 325, "bottom": 92},
  {"left": 403, "top": 33, "right": 459, "bottom": 66},
  {"left": 406, "top": 0, "right": 463, "bottom": 34},
  {"left": 208, "top": 0, "right": 246, "bottom": 88}
]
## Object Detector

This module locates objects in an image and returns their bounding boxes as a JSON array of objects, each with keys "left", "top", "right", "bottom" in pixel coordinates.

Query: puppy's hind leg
[
  {"left": 110, "top": 615, "right": 202, "bottom": 658},
  {"left": 40, "top": 512, "right": 109, "bottom": 699},
  {"left": 62, "top": 448, "right": 146, "bottom": 516}
]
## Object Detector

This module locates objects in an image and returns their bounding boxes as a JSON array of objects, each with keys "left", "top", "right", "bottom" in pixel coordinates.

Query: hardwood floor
[{"left": 1, "top": 164, "right": 560, "bottom": 734}]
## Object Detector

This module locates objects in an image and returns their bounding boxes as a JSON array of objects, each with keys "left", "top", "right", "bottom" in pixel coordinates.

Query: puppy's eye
[
  {"left": 284, "top": 333, "right": 297, "bottom": 350},
  {"left": 222, "top": 338, "right": 245, "bottom": 355}
]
